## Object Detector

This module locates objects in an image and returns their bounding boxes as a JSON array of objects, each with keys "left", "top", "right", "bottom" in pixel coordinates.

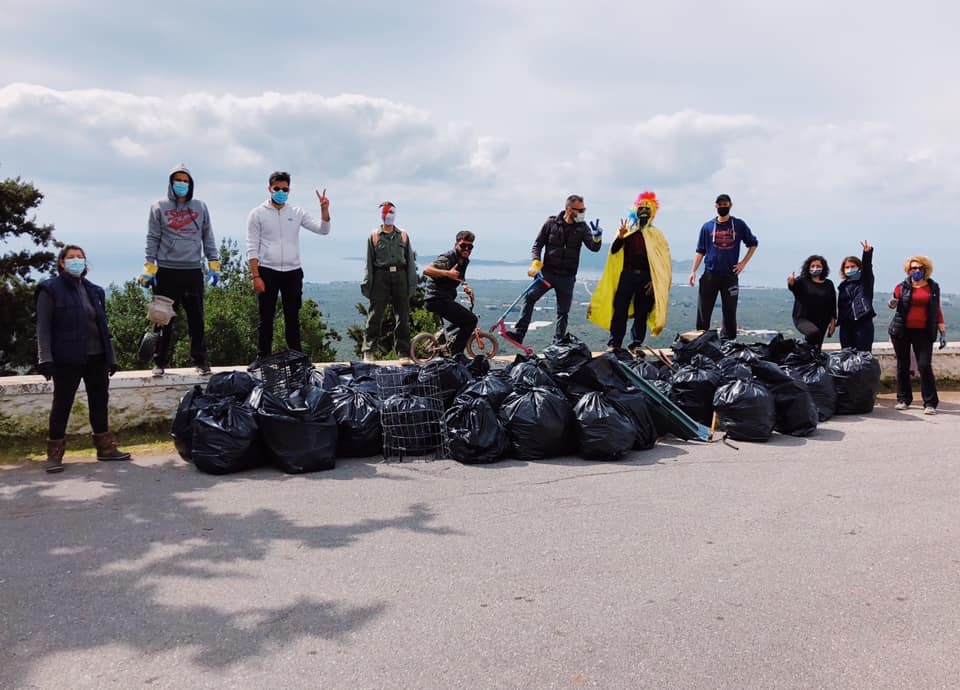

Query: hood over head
[{"left": 168, "top": 164, "right": 195, "bottom": 201}]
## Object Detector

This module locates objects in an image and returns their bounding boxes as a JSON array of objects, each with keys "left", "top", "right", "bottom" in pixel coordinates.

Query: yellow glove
[
  {"left": 527, "top": 259, "right": 543, "bottom": 278},
  {"left": 138, "top": 262, "right": 158, "bottom": 287},
  {"left": 208, "top": 260, "right": 220, "bottom": 273}
]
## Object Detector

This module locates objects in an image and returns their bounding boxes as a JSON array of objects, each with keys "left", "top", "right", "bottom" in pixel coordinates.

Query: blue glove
[
  {"left": 589, "top": 219, "right": 603, "bottom": 239},
  {"left": 206, "top": 260, "right": 221, "bottom": 287},
  {"left": 939, "top": 331, "right": 947, "bottom": 349}
]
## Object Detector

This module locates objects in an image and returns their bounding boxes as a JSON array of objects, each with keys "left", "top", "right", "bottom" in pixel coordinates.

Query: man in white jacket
[{"left": 246, "top": 171, "right": 331, "bottom": 370}]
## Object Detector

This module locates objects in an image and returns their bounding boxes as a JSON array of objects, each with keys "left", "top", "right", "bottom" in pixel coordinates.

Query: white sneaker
[
  {"left": 894, "top": 402, "right": 909, "bottom": 410},
  {"left": 362, "top": 352, "right": 376, "bottom": 364},
  {"left": 923, "top": 406, "right": 936, "bottom": 415},
  {"left": 151, "top": 366, "right": 164, "bottom": 377}
]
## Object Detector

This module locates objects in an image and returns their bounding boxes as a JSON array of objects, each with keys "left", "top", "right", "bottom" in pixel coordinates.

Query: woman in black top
[
  {"left": 35, "top": 244, "right": 130, "bottom": 473},
  {"left": 787, "top": 254, "right": 837, "bottom": 351},
  {"left": 836, "top": 240, "right": 876, "bottom": 351}
]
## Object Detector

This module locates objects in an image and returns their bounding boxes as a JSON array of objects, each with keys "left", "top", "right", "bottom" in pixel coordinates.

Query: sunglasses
[
  {"left": 458, "top": 243, "right": 474, "bottom": 251},
  {"left": 272, "top": 186, "right": 290, "bottom": 192},
  {"left": 909, "top": 266, "right": 924, "bottom": 271}
]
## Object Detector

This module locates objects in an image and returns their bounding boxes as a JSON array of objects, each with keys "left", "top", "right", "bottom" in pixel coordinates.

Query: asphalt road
[{"left": 2, "top": 395, "right": 959, "bottom": 689}]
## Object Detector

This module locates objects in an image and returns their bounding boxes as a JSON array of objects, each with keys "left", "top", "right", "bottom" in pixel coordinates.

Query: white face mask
[
  {"left": 383, "top": 212, "right": 396, "bottom": 226},
  {"left": 573, "top": 211, "right": 586, "bottom": 223}
]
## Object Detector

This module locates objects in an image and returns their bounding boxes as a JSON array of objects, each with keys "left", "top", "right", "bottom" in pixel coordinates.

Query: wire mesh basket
[
  {"left": 259, "top": 350, "right": 312, "bottom": 397},
  {"left": 377, "top": 365, "right": 450, "bottom": 462}
]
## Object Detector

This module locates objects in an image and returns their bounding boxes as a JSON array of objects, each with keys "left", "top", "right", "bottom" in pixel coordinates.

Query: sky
[{"left": 2, "top": 0, "right": 958, "bottom": 293}]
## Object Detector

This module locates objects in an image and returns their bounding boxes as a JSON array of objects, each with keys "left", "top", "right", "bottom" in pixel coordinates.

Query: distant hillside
[{"left": 305, "top": 279, "right": 960, "bottom": 362}]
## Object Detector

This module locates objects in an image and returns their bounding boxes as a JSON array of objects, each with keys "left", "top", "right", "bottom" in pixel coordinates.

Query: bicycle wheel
[
  {"left": 411, "top": 332, "right": 441, "bottom": 365},
  {"left": 466, "top": 330, "right": 499, "bottom": 360}
]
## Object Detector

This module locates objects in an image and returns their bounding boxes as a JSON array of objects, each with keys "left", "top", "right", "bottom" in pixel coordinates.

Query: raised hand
[
  {"left": 787, "top": 272, "right": 796, "bottom": 287},
  {"left": 861, "top": 240, "right": 872, "bottom": 252},
  {"left": 618, "top": 218, "right": 629, "bottom": 238},
  {"left": 316, "top": 188, "right": 329, "bottom": 210}
]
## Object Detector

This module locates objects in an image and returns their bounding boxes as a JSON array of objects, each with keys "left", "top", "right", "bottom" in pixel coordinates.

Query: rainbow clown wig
[{"left": 627, "top": 191, "right": 660, "bottom": 226}]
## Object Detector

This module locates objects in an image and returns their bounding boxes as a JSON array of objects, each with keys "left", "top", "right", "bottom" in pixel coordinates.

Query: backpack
[{"left": 371, "top": 228, "right": 408, "bottom": 247}]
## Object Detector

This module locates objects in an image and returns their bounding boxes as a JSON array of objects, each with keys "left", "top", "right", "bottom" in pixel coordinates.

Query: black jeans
[
  {"left": 154, "top": 267, "right": 207, "bottom": 367},
  {"left": 608, "top": 271, "right": 654, "bottom": 349},
  {"left": 258, "top": 266, "right": 304, "bottom": 356},
  {"left": 425, "top": 298, "right": 478, "bottom": 355},
  {"left": 697, "top": 271, "right": 739, "bottom": 340},
  {"left": 795, "top": 318, "right": 829, "bottom": 350},
  {"left": 838, "top": 318, "right": 875, "bottom": 352},
  {"left": 891, "top": 328, "right": 938, "bottom": 408},
  {"left": 49, "top": 355, "right": 110, "bottom": 439},
  {"left": 513, "top": 270, "right": 576, "bottom": 341}
]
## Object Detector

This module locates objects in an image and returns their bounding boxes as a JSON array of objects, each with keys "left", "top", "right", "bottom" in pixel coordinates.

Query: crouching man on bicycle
[{"left": 422, "top": 230, "right": 477, "bottom": 356}]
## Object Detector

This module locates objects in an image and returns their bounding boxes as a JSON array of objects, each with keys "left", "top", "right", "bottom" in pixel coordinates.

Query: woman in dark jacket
[
  {"left": 836, "top": 240, "right": 876, "bottom": 351},
  {"left": 887, "top": 255, "right": 948, "bottom": 414},
  {"left": 787, "top": 254, "right": 836, "bottom": 351},
  {"left": 36, "top": 245, "right": 130, "bottom": 473}
]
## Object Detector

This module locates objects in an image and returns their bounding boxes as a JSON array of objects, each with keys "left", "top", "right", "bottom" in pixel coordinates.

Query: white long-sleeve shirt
[{"left": 246, "top": 200, "right": 330, "bottom": 271}]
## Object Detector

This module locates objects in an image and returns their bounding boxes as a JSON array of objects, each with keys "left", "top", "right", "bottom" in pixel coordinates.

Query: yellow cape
[{"left": 587, "top": 223, "right": 672, "bottom": 337}]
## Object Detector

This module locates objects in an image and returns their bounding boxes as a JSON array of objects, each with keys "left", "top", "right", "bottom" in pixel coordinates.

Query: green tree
[
  {"left": 108, "top": 238, "right": 341, "bottom": 368},
  {"left": 0, "top": 176, "right": 60, "bottom": 370}
]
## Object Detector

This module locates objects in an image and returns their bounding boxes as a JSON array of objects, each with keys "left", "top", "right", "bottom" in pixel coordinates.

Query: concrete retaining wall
[{"left": 2, "top": 342, "right": 957, "bottom": 438}]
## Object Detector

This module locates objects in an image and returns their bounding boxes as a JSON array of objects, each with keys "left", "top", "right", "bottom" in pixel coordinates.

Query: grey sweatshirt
[{"left": 145, "top": 164, "right": 218, "bottom": 269}]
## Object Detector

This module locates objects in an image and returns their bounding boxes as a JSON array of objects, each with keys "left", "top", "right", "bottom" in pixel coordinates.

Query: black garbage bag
[
  {"left": 250, "top": 384, "right": 338, "bottom": 473},
  {"left": 381, "top": 393, "right": 446, "bottom": 456},
  {"left": 499, "top": 387, "right": 575, "bottom": 460},
  {"left": 784, "top": 352, "right": 836, "bottom": 421},
  {"left": 541, "top": 333, "right": 593, "bottom": 380},
  {"left": 329, "top": 385, "right": 382, "bottom": 457},
  {"left": 419, "top": 357, "right": 473, "bottom": 409},
  {"left": 669, "top": 356, "right": 722, "bottom": 426},
  {"left": 464, "top": 354, "right": 491, "bottom": 379},
  {"left": 828, "top": 349, "right": 881, "bottom": 415},
  {"left": 454, "top": 373, "right": 514, "bottom": 411},
  {"left": 313, "top": 363, "right": 380, "bottom": 395},
  {"left": 507, "top": 359, "right": 562, "bottom": 393},
  {"left": 205, "top": 370, "right": 258, "bottom": 401},
  {"left": 564, "top": 352, "right": 634, "bottom": 398},
  {"left": 671, "top": 330, "right": 724, "bottom": 365},
  {"left": 717, "top": 356, "right": 752, "bottom": 384},
  {"left": 719, "top": 342, "right": 762, "bottom": 363},
  {"left": 628, "top": 357, "right": 672, "bottom": 382},
  {"left": 605, "top": 389, "right": 658, "bottom": 450},
  {"left": 444, "top": 398, "right": 509, "bottom": 464},
  {"left": 713, "top": 380, "right": 776, "bottom": 442},
  {"left": 171, "top": 385, "right": 221, "bottom": 461},
  {"left": 762, "top": 333, "right": 801, "bottom": 364},
  {"left": 191, "top": 401, "right": 264, "bottom": 475},
  {"left": 750, "top": 360, "right": 818, "bottom": 437},
  {"left": 574, "top": 392, "right": 636, "bottom": 461}
]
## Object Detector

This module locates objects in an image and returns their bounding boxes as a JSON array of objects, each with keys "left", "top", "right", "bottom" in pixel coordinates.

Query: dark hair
[
  {"left": 455, "top": 230, "right": 475, "bottom": 243},
  {"left": 716, "top": 193, "right": 732, "bottom": 204},
  {"left": 800, "top": 254, "right": 829, "bottom": 279},
  {"left": 269, "top": 171, "right": 291, "bottom": 185},
  {"left": 57, "top": 244, "right": 88, "bottom": 277},
  {"left": 565, "top": 194, "right": 584, "bottom": 208}
]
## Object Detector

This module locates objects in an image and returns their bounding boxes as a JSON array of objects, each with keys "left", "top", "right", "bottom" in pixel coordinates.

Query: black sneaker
[
  {"left": 505, "top": 330, "right": 524, "bottom": 344},
  {"left": 195, "top": 363, "right": 212, "bottom": 376},
  {"left": 247, "top": 356, "right": 262, "bottom": 372}
]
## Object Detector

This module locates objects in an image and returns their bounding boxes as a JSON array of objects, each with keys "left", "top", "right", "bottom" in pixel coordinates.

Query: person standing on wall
[
  {"left": 139, "top": 164, "right": 219, "bottom": 376},
  {"left": 688, "top": 194, "right": 758, "bottom": 341},
  {"left": 507, "top": 194, "right": 603, "bottom": 344},
  {"left": 246, "top": 171, "right": 331, "bottom": 371},
  {"left": 360, "top": 201, "right": 417, "bottom": 363}
]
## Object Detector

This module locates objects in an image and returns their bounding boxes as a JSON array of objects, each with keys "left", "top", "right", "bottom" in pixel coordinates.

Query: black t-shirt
[{"left": 424, "top": 249, "right": 468, "bottom": 301}]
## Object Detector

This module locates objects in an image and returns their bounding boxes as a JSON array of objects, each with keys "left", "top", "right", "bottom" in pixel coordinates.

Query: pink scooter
[{"left": 489, "top": 273, "right": 551, "bottom": 356}]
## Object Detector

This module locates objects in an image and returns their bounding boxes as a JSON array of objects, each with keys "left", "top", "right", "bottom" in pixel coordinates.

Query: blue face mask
[
  {"left": 809, "top": 268, "right": 823, "bottom": 277},
  {"left": 910, "top": 269, "right": 925, "bottom": 281},
  {"left": 844, "top": 268, "right": 860, "bottom": 280},
  {"left": 172, "top": 180, "right": 190, "bottom": 197},
  {"left": 64, "top": 258, "right": 86, "bottom": 277},
  {"left": 271, "top": 189, "right": 289, "bottom": 205}
]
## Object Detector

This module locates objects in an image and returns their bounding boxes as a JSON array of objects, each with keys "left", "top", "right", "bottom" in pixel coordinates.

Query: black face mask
[
  {"left": 717, "top": 206, "right": 731, "bottom": 217},
  {"left": 637, "top": 211, "right": 651, "bottom": 227}
]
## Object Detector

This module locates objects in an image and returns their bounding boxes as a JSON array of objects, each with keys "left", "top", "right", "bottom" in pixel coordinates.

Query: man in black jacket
[
  {"left": 508, "top": 195, "right": 602, "bottom": 343},
  {"left": 422, "top": 230, "right": 477, "bottom": 356}
]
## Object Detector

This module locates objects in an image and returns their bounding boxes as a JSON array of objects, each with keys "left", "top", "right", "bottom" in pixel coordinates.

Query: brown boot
[
  {"left": 45, "top": 439, "right": 66, "bottom": 474},
  {"left": 92, "top": 431, "right": 131, "bottom": 462}
]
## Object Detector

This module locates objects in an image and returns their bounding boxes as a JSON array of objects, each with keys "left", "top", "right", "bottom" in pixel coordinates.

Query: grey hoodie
[{"left": 145, "top": 164, "right": 218, "bottom": 269}]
